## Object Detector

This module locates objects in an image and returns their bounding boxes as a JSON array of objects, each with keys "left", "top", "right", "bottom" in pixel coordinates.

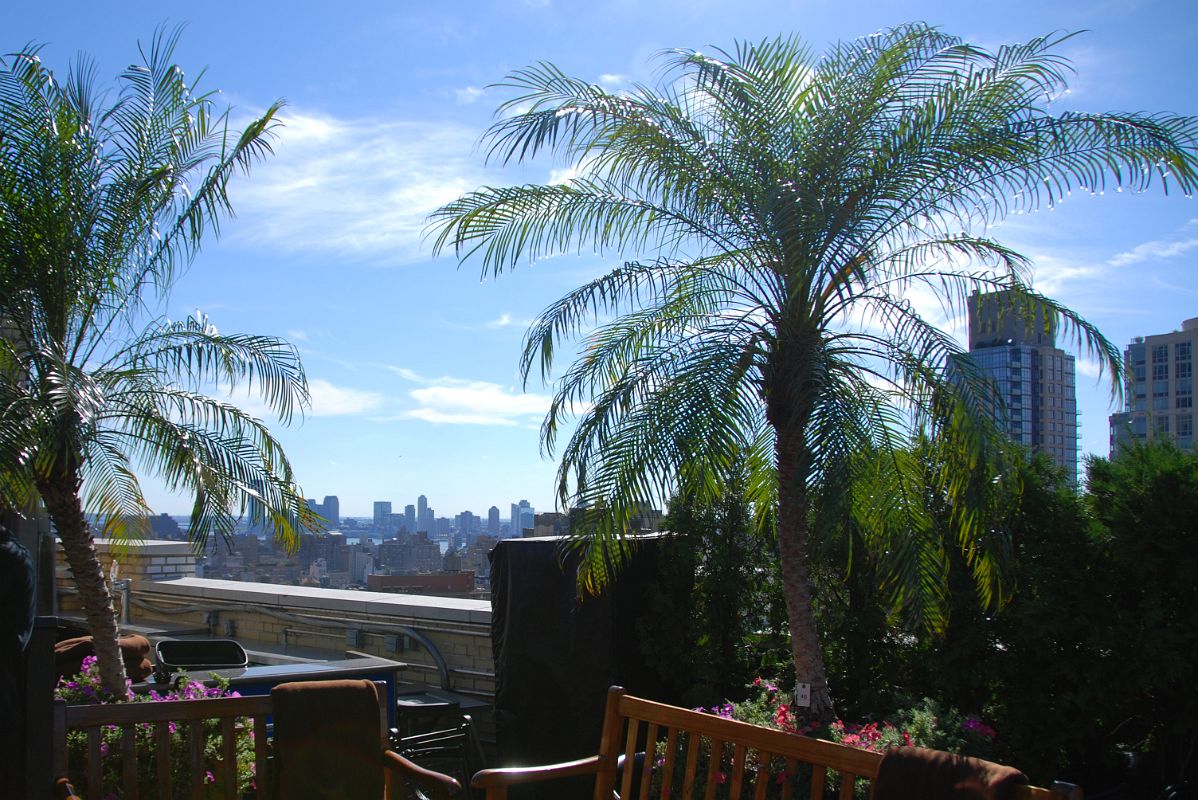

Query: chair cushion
[
  {"left": 54, "top": 635, "right": 154, "bottom": 682},
  {"left": 874, "top": 746, "right": 1028, "bottom": 800},
  {"left": 271, "top": 679, "right": 384, "bottom": 799}
]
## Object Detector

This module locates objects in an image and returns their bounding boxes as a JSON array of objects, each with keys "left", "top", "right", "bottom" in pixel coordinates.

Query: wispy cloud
[
  {"left": 286, "top": 329, "right": 309, "bottom": 341},
  {"left": 1108, "top": 235, "right": 1198, "bottom": 267},
  {"left": 208, "top": 377, "right": 381, "bottom": 422},
  {"left": 387, "top": 367, "right": 550, "bottom": 425},
  {"left": 455, "top": 86, "right": 485, "bottom": 104},
  {"left": 228, "top": 110, "right": 486, "bottom": 264},
  {"left": 308, "top": 378, "right": 384, "bottom": 417},
  {"left": 598, "top": 73, "right": 628, "bottom": 89}
]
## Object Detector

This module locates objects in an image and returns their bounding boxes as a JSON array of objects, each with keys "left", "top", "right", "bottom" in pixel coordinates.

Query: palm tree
[
  {"left": 0, "top": 31, "right": 319, "bottom": 694},
  {"left": 431, "top": 25, "right": 1198, "bottom": 719}
]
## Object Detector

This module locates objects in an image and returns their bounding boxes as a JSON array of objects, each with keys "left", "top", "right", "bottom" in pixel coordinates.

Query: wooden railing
[
  {"left": 53, "top": 693, "right": 273, "bottom": 799},
  {"left": 51, "top": 679, "right": 464, "bottom": 800}
]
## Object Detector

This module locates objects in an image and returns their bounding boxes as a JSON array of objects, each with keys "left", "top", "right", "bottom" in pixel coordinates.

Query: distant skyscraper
[
  {"left": 306, "top": 498, "right": 320, "bottom": 515},
  {"left": 510, "top": 499, "right": 535, "bottom": 538},
  {"left": 456, "top": 511, "right": 479, "bottom": 539},
  {"left": 488, "top": 506, "right": 500, "bottom": 536},
  {"left": 322, "top": 496, "right": 340, "bottom": 525},
  {"left": 404, "top": 504, "right": 416, "bottom": 534},
  {"left": 417, "top": 495, "right": 430, "bottom": 533},
  {"left": 964, "top": 290, "right": 1078, "bottom": 483},
  {"left": 1109, "top": 317, "right": 1196, "bottom": 453},
  {"left": 373, "top": 501, "right": 391, "bottom": 529}
]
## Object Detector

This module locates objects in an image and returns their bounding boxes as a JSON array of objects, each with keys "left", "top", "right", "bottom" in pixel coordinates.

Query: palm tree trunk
[
  {"left": 37, "top": 466, "right": 128, "bottom": 697},
  {"left": 774, "top": 421, "right": 836, "bottom": 723}
]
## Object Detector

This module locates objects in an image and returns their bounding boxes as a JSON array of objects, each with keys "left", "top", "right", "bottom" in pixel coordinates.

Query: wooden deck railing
[{"left": 53, "top": 693, "right": 273, "bottom": 799}]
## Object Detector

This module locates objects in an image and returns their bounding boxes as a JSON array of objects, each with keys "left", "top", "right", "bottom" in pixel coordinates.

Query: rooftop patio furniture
[
  {"left": 469, "top": 686, "right": 1081, "bottom": 800},
  {"left": 393, "top": 715, "right": 488, "bottom": 799},
  {"left": 52, "top": 678, "right": 462, "bottom": 799},
  {"left": 272, "top": 678, "right": 462, "bottom": 799}
]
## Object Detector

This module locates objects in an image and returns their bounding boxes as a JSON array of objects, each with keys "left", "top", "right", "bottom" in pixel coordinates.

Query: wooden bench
[
  {"left": 52, "top": 680, "right": 462, "bottom": 799},
  {"left": 470, "top": 686, "right": 1080, "bottom": 800}
]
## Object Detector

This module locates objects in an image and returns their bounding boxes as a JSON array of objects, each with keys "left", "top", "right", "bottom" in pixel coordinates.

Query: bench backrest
[
  {"left": 52, "top": 680, "right": 396, "bottom": 799},
  {"left": 593, "top": 687, "right": 1078, "bottom": 800},
  {"left": 596, "top": 688, "right": 879, "bottom": 800},
  {"left": 53, "top": 692, "right": 275, "bottom": 799}
]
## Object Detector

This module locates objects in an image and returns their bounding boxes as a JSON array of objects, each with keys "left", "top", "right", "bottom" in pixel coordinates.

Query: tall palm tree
[
  {"left": 0, "top": 31, "right": 319, "bottom": 694},
  {"left": 431, "top": 25, "right": 1198, "bottom": 719}
]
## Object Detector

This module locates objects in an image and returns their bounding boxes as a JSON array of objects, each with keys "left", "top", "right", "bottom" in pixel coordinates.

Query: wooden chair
[
  {"left": 271, "top": 678, "right": 462, "bottom": 800},
  {"left": 52, "top": 679, "right": 462, "bottom": 799},
  {"left": 393, "top": 715, "right": 488, "bottom": 799},
  {"left": 470, "top": 686, "right": 1081, "bottom": 800}
]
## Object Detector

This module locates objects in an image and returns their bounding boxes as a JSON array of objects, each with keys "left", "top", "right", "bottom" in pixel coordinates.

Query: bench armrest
[
  {"left": 383, "top": 749, "right": 463, "bottom": 799},
  {"left": 471, "top": 754, "right": 606, "bottom": 795}
]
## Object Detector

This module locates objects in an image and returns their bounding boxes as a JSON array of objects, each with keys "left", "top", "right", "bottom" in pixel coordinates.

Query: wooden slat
[
  {"left": 62, "top": 694, "right": 274, "bottom": 727},
  {"left": 808, "top": 763, "right": 825, "bottom": 800},
  {"left": 638, "top": 723, "right": 659, "bottom": 800},
  {"left": 781, "top": 756, "right": 797, "bottom": 800},
  {"left": 838, "top": 771, "right": 856, "bottom": 800},
  {"left": 121, "top": 724, "right": 138, "bottom": 799},
  {"left": 220, "top": 717, "right": 237, "bottom": 798},
  {"left": 52, "top": 701, "right": 68, "bottom": 780},
  {"left": 86, "top": 728, "right": 102, "bottom": 796},
  {"left": 658, "top": 727, "right": 678, "bottom": 800},
  {"left": 621, "top": 718, "right": 638, "bottom": 800},
  {"left": 703, "top": 740, "right": 723, "bottom": 800},
  {"left": 188, "top": 719, "right": 205, "bottom": 799},
  {"left": 681, "top": 732, "right": 701, "bottom": 798},
  {"left": 752, "top": 750, "right": 772, "bottom": 800},
  {"left": 727, "top": 743, "right": 747, "bottom": 799},
  {"left": 254, "top": 715, "right": 270, "bottom": 797},
  {"left": 156, "top": 720, "right": 173, "bottom": 799}
]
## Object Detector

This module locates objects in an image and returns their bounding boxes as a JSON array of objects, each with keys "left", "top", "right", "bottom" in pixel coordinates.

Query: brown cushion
[
  {"left": 271, "top": 679, "right": 383, "bottom": 799},
  {"left": 874, "top": 746, "right": 1028, "bottom": 800},
  {"left": 54, "top": 635, "right": 154, "bottom": 682}
]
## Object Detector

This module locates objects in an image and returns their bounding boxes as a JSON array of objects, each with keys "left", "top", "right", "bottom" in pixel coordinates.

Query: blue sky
[{"left": 9, "top": 0, "right": 1197, "bottom": 518}]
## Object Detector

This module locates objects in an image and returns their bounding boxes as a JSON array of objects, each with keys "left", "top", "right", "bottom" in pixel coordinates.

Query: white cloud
[
  {"left": 486, "top": 313, "right": 513, "bottom": 328},
  {"left": 386, "top": 366, "right": 430, "bottom": 383},
  {"left": 201, "top": 377, "right": 381, "bottom": 421},
  {"left": 286, "top": 329, "right": 309, "bottom": 341},
  {"left": 598, "top": 73, "right": 628, "bottom": 89},
  {"left": 1108, "top": 236, "right": 1198, "bottom": 267},
  {"left": 1075, "top": 358, "right": 1104, "bottom": 379},
  {"left": 455, "top": 86, "right": 485, "bottom": 104},
  {"left": 548, "top": 164, "right": 581, "bottom": 185},
  {"left": 381, "top": 366, "right": 551, "bottom": 425},
  {"left": 228, "top": 109, "right": 486, "bottom": 264},
  {"left": 308, "top": 378, "right": 384, "bottom": 417}
]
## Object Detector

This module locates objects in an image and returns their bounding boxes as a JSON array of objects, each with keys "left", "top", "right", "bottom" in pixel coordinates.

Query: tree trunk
[
  {"left": 774, "top": 421, "right": 836, "bottom": 723},
  {"left": 37, "top": 467, "right": 129, "bottom": 697}
]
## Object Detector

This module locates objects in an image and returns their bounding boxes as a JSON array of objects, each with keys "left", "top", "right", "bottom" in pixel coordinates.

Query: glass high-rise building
[{"left": 963, "top": 291, "right": 1078, "bottom": 483}]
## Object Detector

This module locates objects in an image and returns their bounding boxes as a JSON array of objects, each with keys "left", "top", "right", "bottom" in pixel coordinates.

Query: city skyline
[{"left": 9, "top": 1, "right": 1197, "bottom": 517}]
